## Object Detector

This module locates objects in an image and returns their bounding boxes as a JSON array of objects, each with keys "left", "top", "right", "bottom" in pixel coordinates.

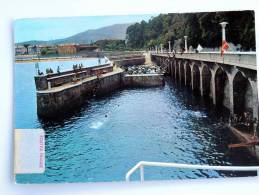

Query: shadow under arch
[
  {"left": 214, "top": 67, "right": 229, "bottom": 108},
  {"left": 233, "top": 71, "right": 253, "bottom": 117},
  {"left": 201, "top": 64, "right": 212, "bottom": 99},
  {"left": 192, "top": 63, "right": 200, "bottom": 95}
]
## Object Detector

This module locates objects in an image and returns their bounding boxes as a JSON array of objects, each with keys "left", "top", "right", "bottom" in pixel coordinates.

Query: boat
[{"left": 228, "top": 125, "right": 259, "bottom": 160}]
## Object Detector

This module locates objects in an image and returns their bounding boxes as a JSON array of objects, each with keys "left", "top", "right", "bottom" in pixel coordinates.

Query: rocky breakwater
[{"left": 123, "top": 64, "right": 165, "bottom": 87}]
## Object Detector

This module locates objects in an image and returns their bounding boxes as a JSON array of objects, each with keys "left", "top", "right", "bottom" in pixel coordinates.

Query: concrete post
[
  {"left": 168, "top": 41, "right": 171, "bottom": 53},
  {"left": 184, "top": 36, "right": 188, "bottom": 53},
  {"left": 155, "top": 45, "right": 158, "bottom": 54},
  {"left": 160, "top": 44, "right": 163, "bottom": 53},
  {"left": 250, "top": 80, "right": 259, "bottom": 119},
  {"left": 48, "top": 81, "right": 51, "bottom": 89},
  {"left": 190, "top": 64, "right": 194, "bottom": 90},
  {"left": 199, "top": 66, "right": 203, "bottom": 97},
  {"left": 211, "top": 71, "right": 216, "bottom": 105},
  {"left": 220, "top": 22, "right": 228, "bottom": 41}
]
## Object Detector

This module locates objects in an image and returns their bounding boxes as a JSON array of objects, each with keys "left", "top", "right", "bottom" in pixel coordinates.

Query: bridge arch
[
  {"left": 201, "top": 64, "right": 212, "bottom": 98},
  {"left": 233, "top": 71, "right": 253, "bottom": 117},
  {"left": 192, "top": 63, "right": 200, "bottom": 94},
  {"left": 214, "top": 67, "right": 229, "bottom": 108}
]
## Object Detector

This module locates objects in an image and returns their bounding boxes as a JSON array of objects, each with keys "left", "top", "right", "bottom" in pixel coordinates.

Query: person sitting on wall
[
  {"left": 38, "top": 69, "right": 43, "bottom": 75},
  {"left": 79, "top": 63, "right": 83, "bottom": 70},
  {"left": 57, "top": 66, "right": 61, "bottom": 74}
]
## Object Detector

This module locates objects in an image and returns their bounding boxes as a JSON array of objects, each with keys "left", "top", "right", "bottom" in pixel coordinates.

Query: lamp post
[
  {"left": 220, "top": 22, "right": 228, "bottom": 42},
  {"left": 160, "top": 44, "right": 163, "bottom": 53},
  {"left": 168, "top": 41, "right": 171, "bottom": 53},
  {"left": 184, "top": 36, "right": 188, "bottom": 53}
]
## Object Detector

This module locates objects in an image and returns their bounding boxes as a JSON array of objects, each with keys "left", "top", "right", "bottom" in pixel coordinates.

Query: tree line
[{"left": 126, "top": 11, "right": 255, "bottom": 51}]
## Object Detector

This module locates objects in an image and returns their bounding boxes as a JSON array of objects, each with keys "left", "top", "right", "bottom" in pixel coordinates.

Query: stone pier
[{"left": 35, "top": 54, "right": 164, "bottom": 118}]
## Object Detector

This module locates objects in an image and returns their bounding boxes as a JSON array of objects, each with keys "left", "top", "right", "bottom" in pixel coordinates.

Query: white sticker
[{"left": 14, "top": 129, "right": 45, "bottom": 174}]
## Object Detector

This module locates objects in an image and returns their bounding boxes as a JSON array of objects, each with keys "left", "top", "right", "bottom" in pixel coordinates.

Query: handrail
[{"left": 125, "top": 161, "right": 259, "bottom": 182}]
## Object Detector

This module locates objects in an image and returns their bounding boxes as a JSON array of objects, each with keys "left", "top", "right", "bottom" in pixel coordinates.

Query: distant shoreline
[{"left": 15, "top": 56, "right": 100, "bottom": 63}]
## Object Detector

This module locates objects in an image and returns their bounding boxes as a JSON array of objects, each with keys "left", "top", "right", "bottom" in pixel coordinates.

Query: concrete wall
[
  {"left": 113, "top": 57, "right": 145, "bottom": 67},
  {"left": 35, "top": 63, "right": 111, "bottom": 91},
  {"left": 123, "top": 74, "right": 165, "bottom": 87},
  {"left": 37, "top": 71, "right": 123, "bottom": 118}
]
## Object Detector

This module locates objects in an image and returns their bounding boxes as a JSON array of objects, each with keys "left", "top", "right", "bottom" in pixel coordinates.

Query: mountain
[{"left": 17, "top": 23, "right": 132, "bottom": 45}]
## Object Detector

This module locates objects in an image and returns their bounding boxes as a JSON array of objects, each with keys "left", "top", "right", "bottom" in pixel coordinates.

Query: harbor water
[{"left": 15, "top": 59, "right": 259, "bottom": 183}]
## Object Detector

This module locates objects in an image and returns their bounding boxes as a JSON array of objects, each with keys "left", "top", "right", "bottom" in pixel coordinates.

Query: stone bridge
[{"left": 152, "top": 52, "right": 258, "bottom": 119}]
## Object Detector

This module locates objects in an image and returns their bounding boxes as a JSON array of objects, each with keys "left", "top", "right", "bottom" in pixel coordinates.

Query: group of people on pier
[
  {"left": 73, "top": 63, "right": 84, "bottom": 71},
  {"left": 229, "top": 111, "right": 259, "bottom": 138},
  {"left": 38, "top": 63, "right": 85, "bottom": 76}
]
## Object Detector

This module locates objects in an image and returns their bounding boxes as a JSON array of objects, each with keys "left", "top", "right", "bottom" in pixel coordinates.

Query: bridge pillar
[
  {"left": 174, "top": 61, "right": 178, "bottom": 82},
  {"left": 168, "top": 58, "right": 172, "bottom": 75},
  {"left": 199, "top": 65, "right": 204, "bottom": 97},
  {"left": 184, "top": 62, "right": 187, "bottom": 86},
  {"left": 249, "top": 79, "right": 258, "bottom": 119},
  {"left": 228, "top": 74, "right": 234, "bottom": 116},
  {"left": 227, "top": 67, "right": 240, "bottom": 116},
  {"left": 211, "top": 71, "right": 216, "bottom": 105},
  {"left": 190, "top": 63, "right": 194, "bottom": 90}
]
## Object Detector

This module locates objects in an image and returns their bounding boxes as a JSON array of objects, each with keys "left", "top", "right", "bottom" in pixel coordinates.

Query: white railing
[
  {"left": 125, "top": 161, "right": 259, "bottom": 182},
  {"left": 152, "top": 52, "right": 257, "bottom": 70}
]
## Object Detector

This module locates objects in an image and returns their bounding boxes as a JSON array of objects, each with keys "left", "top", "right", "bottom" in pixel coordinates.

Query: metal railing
[{"left": 125, "top": 161, "right": 259, "bottom": 182}]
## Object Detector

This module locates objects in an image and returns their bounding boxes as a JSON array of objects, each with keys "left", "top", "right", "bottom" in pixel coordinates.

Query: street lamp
[
  {"left": 184, "top": 36, "right": 188, "bottom": 53},
  {"left": 220, "top": 22, "right": 228, "bottom": 41}
]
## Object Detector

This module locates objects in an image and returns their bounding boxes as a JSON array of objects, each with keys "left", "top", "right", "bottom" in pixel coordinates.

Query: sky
[{"left": 14, "top": 14, "right": 158, "bottom": 43}]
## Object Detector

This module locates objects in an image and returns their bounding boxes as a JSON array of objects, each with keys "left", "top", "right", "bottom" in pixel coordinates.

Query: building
[
  {"left": 15, "top": 45, "right": 27, "bottom": 55},
  {"left": 57, "top": 44, "right": 77, "bottom": 54},
  {"left": 57, "top": 44, "right": 99, "bottom": 55}
]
